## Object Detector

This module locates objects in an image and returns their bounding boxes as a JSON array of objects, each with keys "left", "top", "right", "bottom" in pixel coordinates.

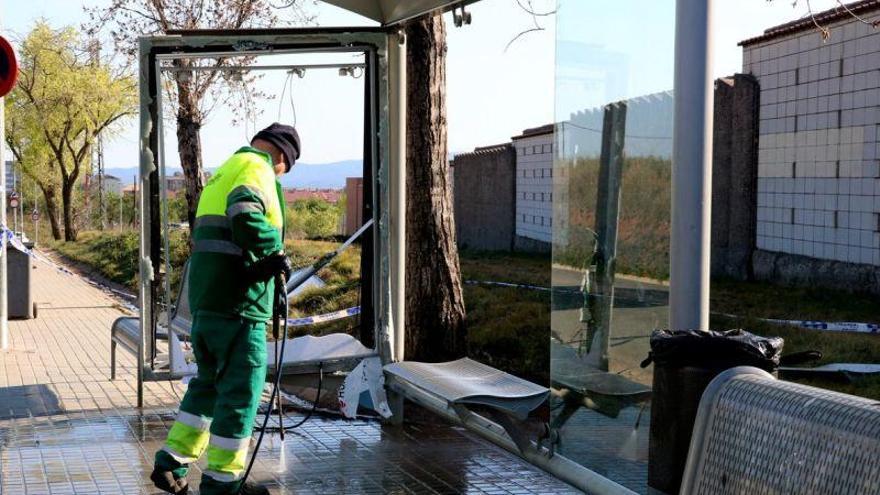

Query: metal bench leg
[
  {"left": 387, "top": 389, "right": 405, "bottom": 426},
  {"left": 110, "top": 341, "right": 117, "bottom": 381},
  {"left": 137, "top": 364, "right": 144, "bottom": 409}
]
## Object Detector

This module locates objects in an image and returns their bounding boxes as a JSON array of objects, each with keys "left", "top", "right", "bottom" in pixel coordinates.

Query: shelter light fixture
[
  {"left": 290, "top": 67, "right": 306, "bottom": 78},
  {"left": 175, "top": 70, "right": 193, "bottom": 83},
  {"left": 453, "top": 4, "right": 472, "bottom": 27},
  {"left": 338, "top": 66, "right": 363, "bottom": 78}
]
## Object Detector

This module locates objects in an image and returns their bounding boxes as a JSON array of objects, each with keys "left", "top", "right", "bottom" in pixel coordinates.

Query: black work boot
[
  {"left": 237, "top": 481, "right": 271, "bottom": 495},
  {"left": 150, "top": 468, "right": 189, "bottom": 495}
]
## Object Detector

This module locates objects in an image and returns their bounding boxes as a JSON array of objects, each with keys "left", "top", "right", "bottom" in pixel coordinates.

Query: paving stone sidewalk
[{"left": 0, "top": 258, "right": 582, "bottom": 494}]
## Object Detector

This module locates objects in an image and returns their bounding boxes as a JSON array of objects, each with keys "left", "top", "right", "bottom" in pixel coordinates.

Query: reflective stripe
[
  {"left": 164, "top": 420, "right": 211, "bottom": 463},
  {"left": 203, "top": 469, "right": 243, "bottom": 483},
  {"left": 225, "top": 201, "right": 264, "bottom": 218},
  {"left": 205, "top": 443, "right": 249, "bottom": 482},
  {"left": 161, "top": 445, "right": 201, "bottom": 464},
  {"left": 209, "top": 434, "right": 250, "bottom": 452},
  {"left": 176, "top": 410, "right": 211, "bottom": 430},
  {"left": 193, "top": 240, "right": 243, "bottom": 256},
  {"left": 229, "top": 184, "right": 267, "bottom": 207},
  {"left": 194, "top": 215, "right": 230, "bottom": 230}
]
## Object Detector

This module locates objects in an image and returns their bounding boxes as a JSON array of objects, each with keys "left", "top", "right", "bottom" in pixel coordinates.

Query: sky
[{"left": 0, "top": 0, "right": 854, "bottom": 171}]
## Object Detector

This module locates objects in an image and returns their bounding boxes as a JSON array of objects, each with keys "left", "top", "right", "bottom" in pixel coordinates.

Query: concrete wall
[
  {"left": 452, "top": 144, "right": 517, "bottom": 251},
  {"left": 743, "top": 15, "right": 880, "bottom": 268},
  {"left": 712, "top": 74, "right": 760, "bottom": 280}
]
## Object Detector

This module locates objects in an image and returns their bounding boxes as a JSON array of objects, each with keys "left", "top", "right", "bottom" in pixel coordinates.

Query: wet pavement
[
  {"left": 0, "top": 260, "right": 583, "bottom": 494},
  {"left": 0, "top": 407, "right": 582, "bottom": 494}
]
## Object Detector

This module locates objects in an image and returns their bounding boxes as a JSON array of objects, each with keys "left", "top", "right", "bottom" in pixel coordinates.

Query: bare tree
[
  {"left": 774, "top": 0, "right": 880, "bottom": 40},
  {"left": 85, "top": 1, "right": 314, "bottom": 227},
  {"left": 506, "top": 0, "right": 556, "bottom": 52}
]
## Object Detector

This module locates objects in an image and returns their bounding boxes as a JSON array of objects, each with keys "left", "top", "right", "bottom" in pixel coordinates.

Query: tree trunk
[
  {"left": 176, "top": 83, "right": 206, "bottom": 229},
  {"left": 61, "top": 180, "right": 77, "bottom": 242},
  {"left": 403, "top": 14, "right": 467, "bottom": 362},
  {"left": 41, "top": 185, "right": 62, "bottom": 241}
]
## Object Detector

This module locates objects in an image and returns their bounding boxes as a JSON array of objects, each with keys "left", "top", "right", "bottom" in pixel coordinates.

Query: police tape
[
  {"left": 287, "top": 306, "right": 360, "bottom": 327},
  {"left": 464, "top": 279, "right": 584, "bottom": 294},
  {"left": 715, "top": 312, "right": 880, "bottom": 334},
  {"left": 0, "top": 225, "right": 139, "bottom": 311},
  {"left": 466, "top": 275, "right": 880, "bottom": 335}
]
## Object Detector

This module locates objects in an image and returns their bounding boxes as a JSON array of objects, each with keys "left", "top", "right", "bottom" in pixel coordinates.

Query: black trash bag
[
  {"left": 641, "top": 328, "right": 784, "bottom": 372},
  {"left": 645, "top": 329, "right": 784, "bottom": 494}
]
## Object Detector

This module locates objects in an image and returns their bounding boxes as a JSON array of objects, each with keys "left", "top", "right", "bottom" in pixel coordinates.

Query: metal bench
[
  {"left": 680, "top": 366, "right": 880, "bottom": 495},
  {"left": 384, "top": 358, "right": 550, "bottom": 454},
  {"left": 110, "top": 262, "right": 193, "bottom": 380}
]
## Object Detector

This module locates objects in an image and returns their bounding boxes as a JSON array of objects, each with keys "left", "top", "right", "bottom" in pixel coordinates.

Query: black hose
[
  {"left": 237, "top": 272, "right": 289, "bottom": 494},
  {"left": 255, "top": 363, "right": 323, "bottom": 433}
]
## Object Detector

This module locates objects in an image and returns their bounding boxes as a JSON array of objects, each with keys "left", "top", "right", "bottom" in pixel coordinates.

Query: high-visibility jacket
[{"left": 188, "top": 146, "right": 285, "bottom": 322}]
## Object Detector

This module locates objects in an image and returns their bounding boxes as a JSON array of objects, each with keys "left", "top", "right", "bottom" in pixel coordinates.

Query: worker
[{"left": 151, "top": 123, "right": 300, "bottom": 495}]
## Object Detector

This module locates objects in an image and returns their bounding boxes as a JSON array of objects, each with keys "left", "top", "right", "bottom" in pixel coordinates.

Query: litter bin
[
  {"left": 643, "top": 329, "right": 783, "bottom": 494},
  {"left": 8, "top": 241, "right": 36, "bottom": 319}
]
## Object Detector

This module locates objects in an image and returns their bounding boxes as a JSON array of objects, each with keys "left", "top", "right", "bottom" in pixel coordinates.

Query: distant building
[
  {"left": 512, "top": 125, "right": 555, "bottom": 252},
  {"left": 344, "top": 178, "right": 364, "bottom": 236},
  {"left": 102, "top": 175, "right": 123, "bottom": 195},
  {"left": 166, "top": 171, "right": 186, "bottom": 193}
]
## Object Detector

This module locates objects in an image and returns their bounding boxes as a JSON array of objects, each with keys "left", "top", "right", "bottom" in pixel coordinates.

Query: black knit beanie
[{"left": 253, "top": 123, "right": 301, "bottom": 172}]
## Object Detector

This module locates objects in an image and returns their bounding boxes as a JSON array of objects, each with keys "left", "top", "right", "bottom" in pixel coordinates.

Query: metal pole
[
  {"left": 388, "top": 31, "right": 406, "bottom": 362},
  {"left": 0, "top": 89, "right": 7, "bottom": 351},
  {"left": 670, "top": 0, "right": 715, "bottom": 331}
]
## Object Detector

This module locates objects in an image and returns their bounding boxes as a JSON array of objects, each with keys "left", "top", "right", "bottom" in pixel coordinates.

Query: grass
[
  {"left": 460, "top": 250, "right": 551, "bottom": 384},
  {"left": 710, "top": 278, "right": 880, "bottom": 399},
  {"left": 50, "top": 230, "right": 880, "bottom": 399},
  {"left": 711, "top": 278, "right": 880, "bottom": 323},
  {"left": 712, "top": 315, "right": 880, "bottom": 400},
  {"left": 50, "top": 230, "right": 364, "bottom": 337}
]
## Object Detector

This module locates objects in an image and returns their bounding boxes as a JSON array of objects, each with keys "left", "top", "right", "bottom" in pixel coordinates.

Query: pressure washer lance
[
  {"left": 284, "top": 218, "right": 375, "bottom": 295},
  {"left": 238, "top": 219, "right": 374, "bottom": 494}
]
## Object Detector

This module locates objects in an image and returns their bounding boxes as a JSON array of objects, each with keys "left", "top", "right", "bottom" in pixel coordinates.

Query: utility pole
[
  {"left": 33, "top": 178, "right": 38, "bottom": 246},
  {"left": 97, "top": 137, "right": 105, "bottom": 229},
  {"left": 89, "top": 39, "right": 105, "bottom": 231}
]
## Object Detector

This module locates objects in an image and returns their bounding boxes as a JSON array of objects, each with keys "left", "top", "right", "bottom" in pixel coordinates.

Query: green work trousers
[{"left": 155, "top": 313, "right": 267, "bottom": 495}]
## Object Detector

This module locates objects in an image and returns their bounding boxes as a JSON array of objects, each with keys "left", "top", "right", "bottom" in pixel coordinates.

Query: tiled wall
[
  {"left": 745, "top": 16, "right": 880, "bottom": 266},
  {"left": 514, "top": 134, "right": 554, "bottom": 244}
]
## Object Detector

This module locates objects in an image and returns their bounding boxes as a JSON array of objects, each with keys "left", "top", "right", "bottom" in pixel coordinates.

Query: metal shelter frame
[{"left": 136, "top": 28, "right": 408, "bottom": 390}]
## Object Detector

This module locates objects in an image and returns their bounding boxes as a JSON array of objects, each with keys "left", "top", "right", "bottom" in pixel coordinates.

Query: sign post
[
  {"left": 32, "top": 209, "right": 39, "bottom": 246},
  {"left": 0, "top": 33, "right": 20, "bottom": 351}
]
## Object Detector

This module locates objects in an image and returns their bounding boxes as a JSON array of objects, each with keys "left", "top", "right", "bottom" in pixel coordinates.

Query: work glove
[{"left": 248, "top": 252, "right": 293, "bottom": 283}]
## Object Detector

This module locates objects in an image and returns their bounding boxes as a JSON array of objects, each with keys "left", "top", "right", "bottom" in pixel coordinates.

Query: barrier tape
[
  {"left": 465, "top": 279, "right": 582, "bottom": 294},
  {"left": 287, "top": 306, "right": 360, "bottom": 327},
  {"left": 716, "top": 312, "right": 880, "bottom": 334},
  {"left": 5, "top": 228, "right": 874, "bottom": 334},
  {"left": 468, "top": 275, "right": 880, "bottom": 335},
  {"left": 0, "top": 226, "right": 139, "bottom": 312}
]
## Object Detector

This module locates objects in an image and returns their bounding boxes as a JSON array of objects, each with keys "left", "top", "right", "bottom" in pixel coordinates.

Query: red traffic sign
[
  {"left": 0, "top": 36, "right": 18, "bottom": 97},
  {"left": 8, "top": 192, "right": 19, "bottom": 209},
  {"left": 31, "top": 209, "right": 39, "bottom": 222}
]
